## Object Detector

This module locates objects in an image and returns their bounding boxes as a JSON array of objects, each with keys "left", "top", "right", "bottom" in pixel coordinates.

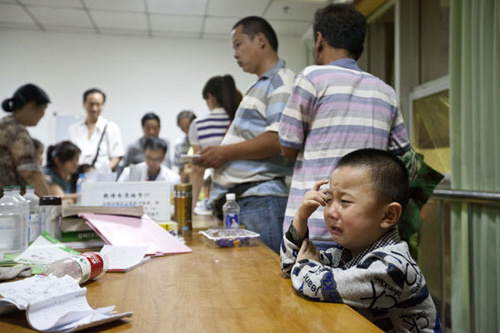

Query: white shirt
[
  {"left": 66, "top": 116, "right": 124, "bottom": 172},
  {"left": 117, "top": 162, "right": 181, "bottom": 184}
]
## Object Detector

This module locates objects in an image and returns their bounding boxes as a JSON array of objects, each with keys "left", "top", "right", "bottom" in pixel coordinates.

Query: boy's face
[
  {"left": 324, "top": 166, "right": 387, "bottom": 257},
  {"left": 144, "top": 148, "right": 164, "bottom": 176}
]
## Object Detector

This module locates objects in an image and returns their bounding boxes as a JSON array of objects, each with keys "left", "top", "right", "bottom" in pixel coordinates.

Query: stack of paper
[
  {"left": 0, "top": 275, "right": 132, "bottom": 332},
  {"left": 81, "top": 214, "right": 192, "bottom": 256}
]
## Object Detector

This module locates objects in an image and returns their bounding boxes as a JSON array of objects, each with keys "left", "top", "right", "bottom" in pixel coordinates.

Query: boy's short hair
[
  {"left": 313, "top": 3, "right": 366, "bottom": 60},
  {"left": 144, "top": 137, "right": 167, "bottom": 155},
  {"left": 336, "top": 149, "right": 409, "bottom": 211}
]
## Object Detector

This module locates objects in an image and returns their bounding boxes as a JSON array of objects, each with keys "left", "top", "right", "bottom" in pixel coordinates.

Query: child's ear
[{"left": 380, "top": 202, "right": 402, "bottom": 230}]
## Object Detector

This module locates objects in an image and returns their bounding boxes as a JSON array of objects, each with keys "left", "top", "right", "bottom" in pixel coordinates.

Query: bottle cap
[
  {"left": 174, "top": 183, "right": 192, "bottom": 191},
  {"left": 226, "top": 193, "right": 236, "bottom": 201},
  {"left": 39, "top": 196, "right": 62, "bottom": 206}
]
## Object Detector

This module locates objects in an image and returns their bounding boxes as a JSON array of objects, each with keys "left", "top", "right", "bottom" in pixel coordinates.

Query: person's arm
[
  {"left": 280, "top": 180, "right": 329, "bottom": 276},
  {"left": 47, "top": 183, "right": 76, "bottom": 205},
  {"left": 281, "top": 146, "right": 299, "bottom": 161},
  {"left": 109, "top": 156, "right": 122, "bottom": 171},
  {"left": 290, "top": 244, "right": 424, "bottom": 312},
  {"left": 122, "top": 145, "right": 133, "bottom": 167},
  {"left": 193, "top": 131, "right": 281, "bottom": 169},
  {"left": 292, "top": 180, "right": 329, "bottom": 242},
  {"left": 20, "top": 171, "right": 49, "bottom": 197},
  {"left": 107, "top": 122, "right": 124, "bottom": 172}
]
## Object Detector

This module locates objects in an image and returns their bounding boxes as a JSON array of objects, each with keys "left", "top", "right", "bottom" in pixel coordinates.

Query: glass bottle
[
  {"left": 0, "top": 186, "right": 27, "bottom": 254},
  {"left": 39, "top": 196, "right": 62, "bottom": 240},
  {"left": 12, "top": 185, "right": 30, "bottom": 241},
  {"left": 174, "top": 183, "right": 192, "bottom": 234},
  {"left": 23, "top": 185, "right": 40, "bottom": 243}
]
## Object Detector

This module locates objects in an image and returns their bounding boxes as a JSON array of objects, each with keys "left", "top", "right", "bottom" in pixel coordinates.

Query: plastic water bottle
[
  {"left": 12, "top": 185, "right": 30, "bottom": 241},
  {"left": 223, "top": 193, "right": 240, "bottom": 229},
  {"left": 76, "top": 173, "right": 86, "bottom": 205},
  {"left": 23, "top": 185, "right": 40, "bottom": 243},
  {"left": 42, "top": 252, "right": 109, "bottom": 284},
  {"left": 0, "top": 186, "right": 27, "bottom": 254}
]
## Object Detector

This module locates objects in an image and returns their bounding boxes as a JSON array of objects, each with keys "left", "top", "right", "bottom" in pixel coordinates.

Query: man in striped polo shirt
[
  {"left": 194, "top": 16, "right": 295, "bottom": 253},
  {"left": 278, "top": 4, "right": 411, "bottom": 250}
]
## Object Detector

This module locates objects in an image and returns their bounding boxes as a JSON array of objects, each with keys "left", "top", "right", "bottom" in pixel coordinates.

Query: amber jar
[{"left": 174, "top": 183, "right": 192, "bottom": 234}]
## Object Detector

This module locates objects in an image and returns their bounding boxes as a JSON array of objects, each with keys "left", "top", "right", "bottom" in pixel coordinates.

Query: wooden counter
[{"left": 0, "top": 215, "right": 382, "bottom": 332}]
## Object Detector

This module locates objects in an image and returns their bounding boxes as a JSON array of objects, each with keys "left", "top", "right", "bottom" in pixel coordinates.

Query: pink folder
[{"left": 81, "top": 213, "right": 192, "bottom": 256}]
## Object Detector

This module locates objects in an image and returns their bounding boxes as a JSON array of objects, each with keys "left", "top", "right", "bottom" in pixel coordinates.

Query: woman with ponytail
[
  {"left": 44, "top": 141, "right": 81, "bottom": 204},
  {"left": 188, "top": 75, "right": 242, "bottom": 211},
  {"left": 0, "top": 84, "right": 51, "bottom": 196}
]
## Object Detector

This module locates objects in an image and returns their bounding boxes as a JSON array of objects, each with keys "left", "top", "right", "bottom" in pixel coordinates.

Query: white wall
[{"left": 0, "top": 29, "right": 306, "bottom": 161}]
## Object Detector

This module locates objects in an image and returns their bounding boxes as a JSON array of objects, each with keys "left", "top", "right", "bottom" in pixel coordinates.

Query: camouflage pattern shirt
[{"left": 0, "top": 115, "right": 40, "bottom": 190}]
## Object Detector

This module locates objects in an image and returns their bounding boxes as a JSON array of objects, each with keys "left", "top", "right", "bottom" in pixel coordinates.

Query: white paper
[
  {"left": 0, "top": 275, "right": 80, "bottom": 310},
  {"left": 15, "top": 234, "right": 79, "bottom": 266},
  {"left": 0, "top": 275, "right": 133, "bottom": 332},
  {"left": 180, "top": 154, "right": 200, "bottom": 163},
  {"left": 81, "top": 181, "right": 171, "bottom": 221},
  {"left": 26, "top": 289, "right": 92, "bottom": 330},
  {"left": 100, "top": 245, "right": 148, "bottom": 271}
]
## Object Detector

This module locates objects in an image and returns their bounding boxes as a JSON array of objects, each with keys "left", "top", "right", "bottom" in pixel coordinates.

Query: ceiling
[{"left": 0, "top": 0, "right": 352, "bottom": 40}]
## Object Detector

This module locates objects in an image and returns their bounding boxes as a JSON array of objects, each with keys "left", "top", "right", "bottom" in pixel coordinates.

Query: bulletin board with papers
[{"left": 80, "top": 181, "right": 171, "bottom": 221}]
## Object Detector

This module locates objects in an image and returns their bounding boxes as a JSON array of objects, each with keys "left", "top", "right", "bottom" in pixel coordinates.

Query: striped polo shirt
[
  {"left": 279, "top": 58, "right": 410, "bottom": 244},
  {"left": 211, "top": 59, "right": 296, "bottom": 201},
  {"left": 188, "top": 107, "right": 230, "bottom": 149}
]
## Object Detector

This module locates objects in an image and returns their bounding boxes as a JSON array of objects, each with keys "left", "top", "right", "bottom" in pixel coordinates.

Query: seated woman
[
  {"left": 43, "top": 141, "right": 81, "bottom": 205},
  {"left": 32, "top": 138, "right": 45, "bottom": 166},
  {"left": 118, "top": 137, "right": 180, "bottom": 184}
]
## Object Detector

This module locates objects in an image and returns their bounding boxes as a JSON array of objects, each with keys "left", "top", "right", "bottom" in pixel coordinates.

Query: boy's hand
[
  {"left": 295, "top": 180, "right": 329, "bottom": 222},
  {"left": 297, "top": 238, "right": 319, "bottom": 262}
]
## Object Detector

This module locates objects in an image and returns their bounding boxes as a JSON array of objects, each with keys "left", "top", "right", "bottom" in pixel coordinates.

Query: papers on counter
[
  {"left": 12, "top": 232, "right": 81, "bottom": 274},
  {"left": 0, "top": 275, "right": 132, "bottom": 332},
  {"left": 15, "top": 232, "right": 80, "bottom": 266},
  {"left": 82, "top": 213, "right": 192, "bottom": 256},
  {"left": 100, "top": 245, "right": 150, "bottom": 272}
]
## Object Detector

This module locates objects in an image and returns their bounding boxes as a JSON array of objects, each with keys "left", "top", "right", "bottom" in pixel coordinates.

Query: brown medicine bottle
[{"left": 174, "top": 183, "right": 192, "bottom": 234}]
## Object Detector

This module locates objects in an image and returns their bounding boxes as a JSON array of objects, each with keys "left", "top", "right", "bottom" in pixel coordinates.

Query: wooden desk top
[{"left": 0, "top": 215, "right": 382, "bottom": 332}]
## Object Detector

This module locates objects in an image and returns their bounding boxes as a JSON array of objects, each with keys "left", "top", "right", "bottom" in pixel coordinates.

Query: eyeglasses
[{"left": 145, "top": 155, "right": 163, "bottom": 163}]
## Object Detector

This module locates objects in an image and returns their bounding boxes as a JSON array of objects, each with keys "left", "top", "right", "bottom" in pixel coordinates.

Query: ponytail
[
  {"left": 46, "top": 145, "right": 57, "bottom": 168},
  {"left": 45, "top": 141, "right": 81, "bottom": 169},
  {"left": 1, "top": 98, "right": 15, "bottom": 112},
  {"left": 202, "top": 75, "right": 242, "bottom": 121},
  {"left": 2, "top": 84, "right": 50, "bottom": 112},
  {"left": 220, "top": 75, "right": 241, "bottom": 121}
]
